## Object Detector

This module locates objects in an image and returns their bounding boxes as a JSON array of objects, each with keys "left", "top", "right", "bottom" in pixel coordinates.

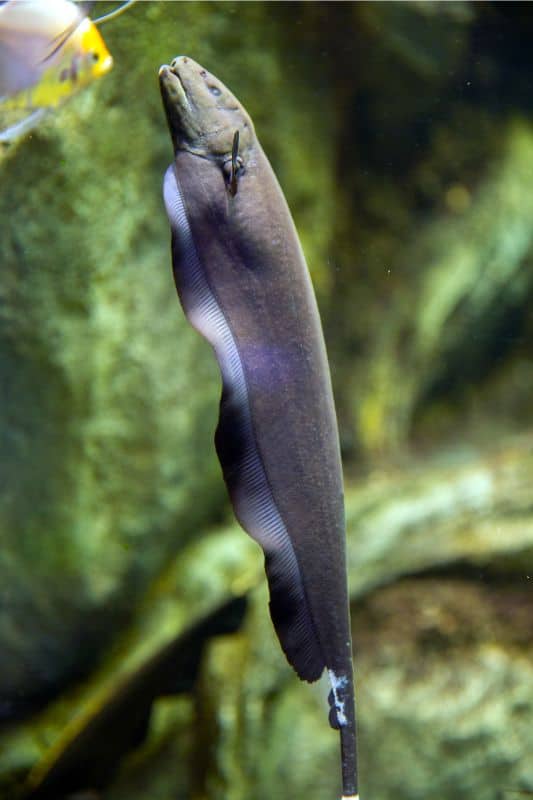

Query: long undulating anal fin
[
  {"left": 163, "top": 165, "right": 325, "bottom": 681},
  {"left": 215, "top": 381, "right": 325, "bottom": 681}
]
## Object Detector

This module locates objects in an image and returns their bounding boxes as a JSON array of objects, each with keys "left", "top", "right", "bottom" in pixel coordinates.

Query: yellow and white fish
[{"left": 0, "top": 0, "right": 130, "bottom": 142}]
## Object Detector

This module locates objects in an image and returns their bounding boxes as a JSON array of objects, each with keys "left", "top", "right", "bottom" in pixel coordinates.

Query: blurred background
[{"left": 0, "top": 1, "right": 532, "bottom": 798}]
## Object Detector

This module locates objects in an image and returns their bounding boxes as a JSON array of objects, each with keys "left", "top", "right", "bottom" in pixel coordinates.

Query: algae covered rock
[
  {"left": 0, "top": 525, "right": 259, "bottom": 800},
  {"left": 351, "top": 121, "right": 533, "bottom": 455},
  {"left": 357, "top": 579, "right": 533, "bottom": 800},
  {"left": 318, "top": 2, "right": 533, "bottom": 458},
  {"left": 103, "top": 582, "right": 342, "bottom": 800}
]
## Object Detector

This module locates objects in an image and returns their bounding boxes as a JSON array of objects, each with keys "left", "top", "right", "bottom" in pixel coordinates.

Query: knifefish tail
[{"left": 163, "top": 164, "right": 325, "bottom": 682}]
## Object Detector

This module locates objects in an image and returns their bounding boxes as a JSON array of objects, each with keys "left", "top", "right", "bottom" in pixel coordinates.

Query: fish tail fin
[
  {"left": 0, "top": 107, "right": 46, "bottom": 142},
  {"left": 328, "top": 667, "right": 359, "bottom": 797}
]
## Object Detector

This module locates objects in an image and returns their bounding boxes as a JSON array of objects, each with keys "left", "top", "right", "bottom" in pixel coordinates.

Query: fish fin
[
  {"left": 40, "top": 18, "right": 80, "bottom": 65},
  {"left": 163, "top": 164, "right": 325, "bottom": 683},
  {"left": 229, "top": 129, "right": 239, "bottom": 196},
  {"left": 214, "top": 394, "right": 326, "bottom": 682},
  {"left": 224, "top": 130, "right": 244, "bottom": 196},
  {"left": 92, "top": 0, "right": 137, "bottom": 25},
  {"left": 0, "top": 107, "right": 46, "bottom": 142}
]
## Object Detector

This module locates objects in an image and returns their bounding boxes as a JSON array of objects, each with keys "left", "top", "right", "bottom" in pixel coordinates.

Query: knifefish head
[{"left": 159, "top": 56, "right": 255, "bottom": 160}]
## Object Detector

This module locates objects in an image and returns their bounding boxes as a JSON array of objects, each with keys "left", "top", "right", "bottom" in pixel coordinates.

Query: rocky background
[{"left": 0, "top": 2, "right": 532, "bottom": 799}]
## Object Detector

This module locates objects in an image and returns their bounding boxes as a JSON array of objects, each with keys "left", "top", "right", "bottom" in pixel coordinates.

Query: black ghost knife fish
[{"left": 159, "top": 56, "right": 359, "bottom": 799}]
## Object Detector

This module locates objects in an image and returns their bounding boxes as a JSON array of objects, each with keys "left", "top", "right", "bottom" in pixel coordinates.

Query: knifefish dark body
[{"left": 159, "top": 56, "right": 358, "bottom": 799}]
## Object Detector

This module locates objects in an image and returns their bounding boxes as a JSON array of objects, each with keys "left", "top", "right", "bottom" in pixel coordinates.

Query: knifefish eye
[{"left": 208, "top": 85, "right": 222, "bottom": 97}]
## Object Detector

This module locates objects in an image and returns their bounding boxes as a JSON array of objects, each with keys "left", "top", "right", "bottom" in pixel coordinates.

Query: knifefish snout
[{"left": 159, "top": 64, "right": 189, "bottom": 107}]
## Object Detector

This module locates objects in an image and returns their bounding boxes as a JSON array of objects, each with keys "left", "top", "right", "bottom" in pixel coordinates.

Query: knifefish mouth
[{"left": 158, "top": 64, "right": 189, "bottom": 109}]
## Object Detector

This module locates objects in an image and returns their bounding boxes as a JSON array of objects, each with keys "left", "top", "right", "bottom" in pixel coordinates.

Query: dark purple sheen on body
[
  {"left": 164, "top": 145, "right": 351, "bottom": 682},
  {"left": 163, "top": 164, "right": 325, "bottom": 679}
]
